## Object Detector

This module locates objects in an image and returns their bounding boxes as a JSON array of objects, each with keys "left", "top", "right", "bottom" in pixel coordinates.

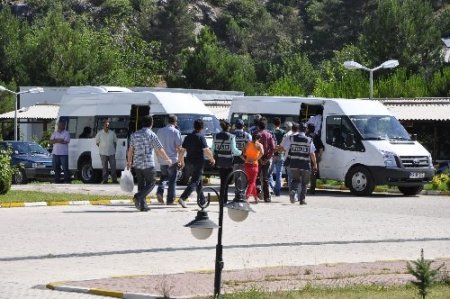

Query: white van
[
  {"left": 57, "top": 86, "right": 221, "bottom": 183},
  {"left": 229, "top": 96, "right": 435, "bottom": 196}
]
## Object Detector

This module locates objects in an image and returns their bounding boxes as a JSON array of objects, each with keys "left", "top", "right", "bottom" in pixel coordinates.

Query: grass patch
[
  {"left": 216, "top": 283, "right": 450, "bottom": 299},
  {"left": 0, "top": 190, "right": 127, "bottom": 203}
]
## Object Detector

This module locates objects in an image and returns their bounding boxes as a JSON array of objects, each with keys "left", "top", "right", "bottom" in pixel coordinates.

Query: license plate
[{"left": 409, "top": 172, "right": 425, "bottom": 179}]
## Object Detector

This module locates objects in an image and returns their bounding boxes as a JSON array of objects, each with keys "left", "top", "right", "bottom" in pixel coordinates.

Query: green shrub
[
  {"left": 0, "top": 147, "right": 14, "bottom": 194},
  {"left": 431, "top": 174, "right": 450, "bottom": 191}
]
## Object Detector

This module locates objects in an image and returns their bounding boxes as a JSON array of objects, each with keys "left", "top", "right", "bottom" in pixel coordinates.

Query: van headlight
[{"left": 381, "top": 150, "right": 398, "bottom": 168}]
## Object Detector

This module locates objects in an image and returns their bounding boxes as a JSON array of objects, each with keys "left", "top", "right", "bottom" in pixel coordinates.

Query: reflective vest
[
  {"left": 232, "top": 130, "right": 251, "bottom": 164},
  {"left": 288, "top": 134, "right": 312, "bottom": 170},
  {"left": 214, "top": 131, "right": 233, "bottom": 168}
]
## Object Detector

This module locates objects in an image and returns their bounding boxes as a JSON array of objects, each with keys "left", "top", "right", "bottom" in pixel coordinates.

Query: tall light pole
[
  {"left": 185, "top": 170, "right": 253, "bottom": 298},
  {"left": 343, "top": 60, "right": 399, "bottom": 99},
  {"left": 0, "top": 86, "right": 44, "bottom": 141}
]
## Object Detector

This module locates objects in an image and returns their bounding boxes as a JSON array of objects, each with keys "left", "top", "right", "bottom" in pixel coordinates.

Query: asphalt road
[{"left": 1, "top": 183, "right": 450, "bottom": 297}]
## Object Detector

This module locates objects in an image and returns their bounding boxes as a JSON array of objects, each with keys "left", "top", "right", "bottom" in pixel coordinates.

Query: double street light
[
  {"left": 0, "top": 86, "right": 44, "bottom": 141},
  {"left": 185, "top": 170, "right": 253, "bottom": 298},
  {"left": 343, "top": 60, "right": 399, "bottom": 99}
]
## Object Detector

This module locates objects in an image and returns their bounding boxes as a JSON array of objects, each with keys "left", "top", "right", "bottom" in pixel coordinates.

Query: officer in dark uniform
[
  {"left": 282, "top": 122, "right": 317, "bottom": 205},
  {"left": 232, "top": 119, "right": 252, "bottom": 198},
  {"left": 212, "top": 120, "right": 242, "bottom": 203}
]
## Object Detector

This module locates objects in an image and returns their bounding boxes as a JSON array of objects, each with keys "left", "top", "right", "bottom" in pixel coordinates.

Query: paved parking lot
[{"left": 1, "top": 182, "right": 450, "bottom": 297}]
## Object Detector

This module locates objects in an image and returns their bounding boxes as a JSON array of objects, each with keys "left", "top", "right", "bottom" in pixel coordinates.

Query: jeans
[
  {"left": 156, "top": 163, "right": 178, "bottom": 203},
  {"left": 233, "top": 163, "right": 246, "bottom": 198},
  {"left": 134, "top": 167, "right": 156, "bottom": 209},
  {"left": 258, "top": 160, "right": 271, "bottom": 201},
  {"left": 53, "top": 155, "right": 70, "bottom": 183},
  {"left": 179, "top": 162, "right": 204, "bottom": 202},
  {"left": 289, "top": 168, "right": 311, "bottom": 202},
  {"left": 268, "top": 155, "right": 283, "bottom": 196},
  {"left": 218, "top": 167, "right": 233, "bottom": 203},
  {"left": 100, "top": 154, "right": 117, "bottom": 182}
]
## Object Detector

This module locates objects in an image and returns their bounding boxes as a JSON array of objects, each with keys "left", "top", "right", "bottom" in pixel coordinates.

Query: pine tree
[{"left": 407, "top": 248, "right": 444, "bottom": 299}]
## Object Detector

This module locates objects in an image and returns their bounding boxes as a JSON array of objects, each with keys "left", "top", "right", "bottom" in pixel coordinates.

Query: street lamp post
[
  {"left": 0, "top": 86, "right": 44, "bottom": 141},
  {"left": 343, "top": 60, "right": 399, "bottom": 99},
  {"left": 184, "top": 170, "right": 253, "bottom": 298}
]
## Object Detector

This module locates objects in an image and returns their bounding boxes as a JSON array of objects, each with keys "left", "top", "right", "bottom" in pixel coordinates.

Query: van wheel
[
  {"left": 398, "top": 186, "right": 423, "bottom": 196},
  {"left": 79, "top": 159, "right": 102, "bottom": 184},
  {"left": 13, "top": 169, "right": 28, "bottom": 184},
  {"left": 346, "top": 166, "right": 374, "bottom": 196}
]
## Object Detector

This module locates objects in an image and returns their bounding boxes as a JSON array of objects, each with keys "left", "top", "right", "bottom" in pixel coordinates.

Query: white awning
[
  {"left": 381, "top": 99, "right": 450, "bottom": 121},
  {"left": 0, "top": 104, "right": 59, "bottom": 119}
]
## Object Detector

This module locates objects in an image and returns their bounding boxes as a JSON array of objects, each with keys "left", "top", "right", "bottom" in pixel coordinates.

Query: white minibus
[
  {"left": 229, "top": 96, "right": 435, "bottom": 196},
  {"left": 57, "top": 86, "right": 221, "bottom": 183}
]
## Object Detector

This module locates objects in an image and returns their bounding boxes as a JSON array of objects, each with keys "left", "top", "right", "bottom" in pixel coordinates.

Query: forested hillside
[{"left": 0, "top": 0, "right": 450, "bottom": 112}]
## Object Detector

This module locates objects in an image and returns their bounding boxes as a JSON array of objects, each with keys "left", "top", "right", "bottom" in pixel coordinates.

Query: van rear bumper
[{"left": 367, "top": 166, "right": 434, "bottom": 186}]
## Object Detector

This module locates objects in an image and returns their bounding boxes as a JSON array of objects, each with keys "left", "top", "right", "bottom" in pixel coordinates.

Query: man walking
[
  {"left": 50, "top": 120, "right": 71, "bottom": 184},
  {"left": 307, "top": 123, "right": 324, "bottom": 194},
  {"left": 211, "top": 120, "right": 242, "bottom": 203},
  {"left": 95, "top": 119, "right": 118, "bottom": 184},
  {"left": 127, "top": 116, "right": 172, "bottom": 212},
  {"left": 281, "top": 122, "right": 317, "bottom": 205},
  {"left": 156, "top": 115, "right": 183, "bottom": 205},
  {"left": 178, "top": 119, "right": 215, "bottom": 208},
  {"left": 268, "top": 117, "right": 285, "bottom": 196},
  {"left": 256, "top": 117, "right": 276, "bottom": 202}
]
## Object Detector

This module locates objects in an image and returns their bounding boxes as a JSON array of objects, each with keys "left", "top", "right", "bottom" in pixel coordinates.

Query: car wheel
[
  {"left": 398, "top": 185, "right": 423, "bottom": 196},
  {"left": 79, "top": 159, "right": 102, "bottom": 184},
  {"left": 346, "top": 166, "right": 375, "bottom": 196},
  {"left": 13, "top": 169, "right": 28, "bottom": 184}
]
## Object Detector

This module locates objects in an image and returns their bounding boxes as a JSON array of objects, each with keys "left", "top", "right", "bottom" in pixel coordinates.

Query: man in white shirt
[
  {"left": 50, "top": 120, "right": 71, "bottom": 183},
  {"left": 95, "top": 120, "right": 118, "bottom": 184}
]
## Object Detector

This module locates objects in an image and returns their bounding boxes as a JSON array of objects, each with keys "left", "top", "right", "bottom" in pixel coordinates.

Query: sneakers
[
  {"left": 178, "top": 198, "right": 187, "bottom": 208},
  {"left": 156, "top": 193, "right": 164, "bottom": 204},
  {"left": 300, "top": 200, "right": 307, "bottom": 205},
  {"left": 140, "top": 207, "right": 150, "bottom": 212},
  {"left": 289, "top": 191, "right": 296, "bottom": 203}
]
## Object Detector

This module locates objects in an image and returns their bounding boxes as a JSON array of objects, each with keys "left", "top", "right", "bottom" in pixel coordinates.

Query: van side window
[
  {"left": 94, "top": 116, "right": 129, "bottom": 138},
  {"left": 326, "top": 116, "right": 363, "bottom": 151}
]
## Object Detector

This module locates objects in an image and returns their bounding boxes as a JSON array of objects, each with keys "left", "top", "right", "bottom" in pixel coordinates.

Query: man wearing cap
[
  {"left": 211, "top": 120, "right": 242, "bottom": 203},
  {"left": 232, "top": 119, "right": 252, "bottom": 198},
  {"left": 281, "top": 122, "right": 317, "bottom": 205}
]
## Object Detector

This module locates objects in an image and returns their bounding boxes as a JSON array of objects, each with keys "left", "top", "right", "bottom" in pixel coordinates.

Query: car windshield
[
  {"left": 349, "top": 115, "right": 411, "bottom": 141},
  {"left": 7, "top": 142, "right": 49, "bottom": 155},
  {"left": 177, "top": 114, "right": 221, "bottom": 135}
]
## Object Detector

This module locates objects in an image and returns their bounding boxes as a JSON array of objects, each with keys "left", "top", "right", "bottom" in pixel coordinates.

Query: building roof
[
  {"left": 381, "top": 98, "right": 450, "bottom": 121},
  {"left": 0, "top": 104, "right": 60, "bottom": 119}
]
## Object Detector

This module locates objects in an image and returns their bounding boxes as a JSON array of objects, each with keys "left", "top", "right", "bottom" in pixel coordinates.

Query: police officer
[
  {"left": 232, "top": 119, "right": 252, "bottom": 198},
  {"left": 281, "top": 122, "right": 317, "bottom": 205},
  {"left": 212, "top": 120, "right": 242, "bottom": 203}
]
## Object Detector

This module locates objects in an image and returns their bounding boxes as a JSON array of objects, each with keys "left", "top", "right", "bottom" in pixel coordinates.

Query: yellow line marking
[
  {"left": 89, "top": 200, "right": 112, "bottom": 205},
  {"left": 47, "top": 201, "right": 70, "bottom": 206},
  {"left": 46, "top": 281, "right": 66, "bottom": 290},
  {"left": 0, "top": 202, "right": 25, "bottom": 208},
  {"left": 88, "top": 288, "right": 123, "bottom": 298}
]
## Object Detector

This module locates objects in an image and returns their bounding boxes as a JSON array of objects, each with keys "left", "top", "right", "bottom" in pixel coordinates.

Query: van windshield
[
  {"left": 349, "top": 115, "right": 411, "bottom": 141},
  {"left": 177, "top": 114, "right": 221, "bottom": 135}
]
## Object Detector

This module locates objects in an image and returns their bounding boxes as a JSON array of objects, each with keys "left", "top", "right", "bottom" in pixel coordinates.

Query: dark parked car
[
  {"left": 436, "top": 161, "right": 450, "bottom": 174},
  {"left": 0, "top": 141, "right": 54, "bottom": 184}
]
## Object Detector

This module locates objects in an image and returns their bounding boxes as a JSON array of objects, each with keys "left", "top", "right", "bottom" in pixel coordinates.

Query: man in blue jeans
[
  {"left": 49, "top": 120, "right": 71, "bottom": 183},
  {"left": 178, "top": 119, "right": 215, "bottom": 208},
  {"left": 269, "top": 117, "right": 285, "bottom": 196},
  {"left": 156, "top": 115, "right": 183, "bottom": 205}
]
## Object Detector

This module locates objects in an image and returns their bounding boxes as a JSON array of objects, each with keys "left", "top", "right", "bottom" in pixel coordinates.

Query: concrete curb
[
  {"left": 317, "top": 185, "right": 450, "bottom": 196},
  {"left": 46, "top": 281, "right": 188, "bottom": 299},
  {"left": 0, "top": 196, "right": 221, "bottom": 208}
]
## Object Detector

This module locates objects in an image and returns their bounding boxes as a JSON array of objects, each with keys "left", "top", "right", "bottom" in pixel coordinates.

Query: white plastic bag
[{"left": 120, "top": 169, "right": 134, "bottom": 193}]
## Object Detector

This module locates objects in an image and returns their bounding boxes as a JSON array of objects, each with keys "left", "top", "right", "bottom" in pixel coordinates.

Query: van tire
[
  {"left": 13, "top": 169, "right": 28, "bottom": 184},
  {"left": 79, "top": 159, "right": 102, "bottom": 184},
  {"left": 346, "top": 166, "right": 375, "bottom": 196},
  {"left": 398, "top": 185, "right": 423, "bottom": 196}
]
